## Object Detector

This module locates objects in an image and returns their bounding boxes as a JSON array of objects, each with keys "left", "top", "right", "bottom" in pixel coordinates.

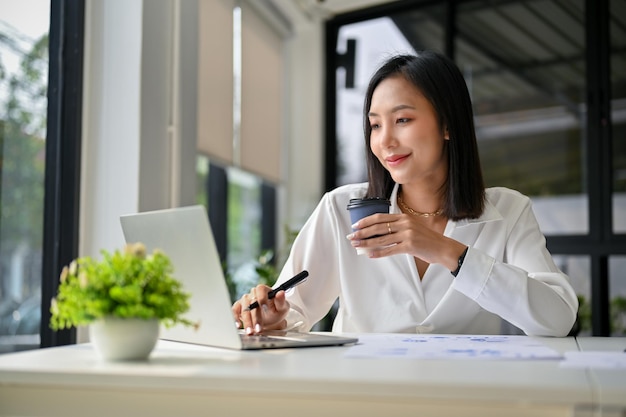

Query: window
[
  {"left": 456, "top": 0, "right": 588, "bottom": 234},
  {"left": 0, "top": 0, "right": 50, "bottom": 353},
  {"left": 197, "top": 156, "right": 277, "bottom": 303},
  {"left": 611, "top": 0, "right": 626, "bottom": 233},
  {"left": 609, "top": 256, "right": 626, "bottom": 335}
]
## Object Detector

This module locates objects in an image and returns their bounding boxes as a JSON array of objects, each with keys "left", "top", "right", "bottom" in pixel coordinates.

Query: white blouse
[{"left": 277, "top": 183, "right": 579, "bottom": 337}]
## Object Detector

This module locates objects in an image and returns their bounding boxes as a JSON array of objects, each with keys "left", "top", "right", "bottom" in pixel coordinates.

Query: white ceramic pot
[{"left": 90, "top": 317, "right": 159, "bottom": 361}]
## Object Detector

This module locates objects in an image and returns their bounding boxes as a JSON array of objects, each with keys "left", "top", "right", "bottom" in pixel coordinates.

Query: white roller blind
[
  {"left": 197, "top": 0, "right": 234, "bottom": 164},
  {"left": 240, "top": 3, "right": 284, "bottom": 183}
]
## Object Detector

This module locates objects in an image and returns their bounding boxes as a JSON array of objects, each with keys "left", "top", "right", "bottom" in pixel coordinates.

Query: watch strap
[{"left": 451, "top": 246, "right": 469, "bottom": 277}]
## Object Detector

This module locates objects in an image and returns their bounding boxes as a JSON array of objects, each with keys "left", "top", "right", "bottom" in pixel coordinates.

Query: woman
[{"left": 233, "top": 51, "right": 578, "bottom": 337}]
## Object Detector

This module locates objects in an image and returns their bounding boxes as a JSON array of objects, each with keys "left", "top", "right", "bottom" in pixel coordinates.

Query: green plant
[
  {"left": 576, "top": 294, "right": 626, "bottom": 336},
  {"left": 222, "top": 250, "right": 279, "bottom": 303},
  {"left": 576, "top": 294, "right": 592, "bottom": 333},
  {"left": 254, "top": 249, "right": 280, "bottom": 286},
  {"left": 50, "top": 243, "right": 196, "bottom": 330},
  {"left": 225, "top": 225, "right": 300, "bottom": 302},
  {"left": 611, "top": 296, "right": 626, "bottom": 335}
]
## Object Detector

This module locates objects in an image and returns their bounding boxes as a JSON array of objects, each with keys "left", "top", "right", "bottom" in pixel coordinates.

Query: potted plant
[{"left": 50, "top": 242, "right": 196, "bottom": 361}]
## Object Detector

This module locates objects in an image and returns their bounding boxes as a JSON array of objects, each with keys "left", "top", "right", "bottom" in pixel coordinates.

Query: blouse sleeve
[
  {"left": 451, "top": 196, "right": 579, "bottom": 337},
  {"left": 275, "top": 193, "right": 344, "bottom": 331}
]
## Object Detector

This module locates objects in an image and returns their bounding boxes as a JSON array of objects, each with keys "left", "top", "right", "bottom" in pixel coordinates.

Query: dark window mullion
[
  {"left": 207, "top": 163, "right": 228, "bottom": 265},
  {"left": 261, "top": 182, "right": 276, "bottom": 257},
  {"left": 585, "top": 0, "right": 611, "bottom": 335},
  {"left": 590, "top": 255, "right": 610, "bottom": 335},
  {"left": 324, "top": 21, "right": 339, "bottom": 192},
  {"left": 444, "top": 0, "right": 456, "bottom": 60},
  {"left": 40, "top": 0, "right": 85, "bottom": 348}
]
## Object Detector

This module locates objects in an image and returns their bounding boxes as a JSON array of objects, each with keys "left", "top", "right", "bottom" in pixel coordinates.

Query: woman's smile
[{"left": 385, "top": 153, "right": 410, "bottom": 166}]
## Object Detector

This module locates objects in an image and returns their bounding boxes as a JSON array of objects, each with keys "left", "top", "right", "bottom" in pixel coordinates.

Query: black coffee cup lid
[{"left": 347, "top": 197, "right": 390, "bottom": 209}]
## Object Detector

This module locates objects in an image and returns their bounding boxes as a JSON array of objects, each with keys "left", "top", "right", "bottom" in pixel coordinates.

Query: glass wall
[
  {"left": 554, "top": 255, "right": 591, "bottom": 335},
  {"left": 225, "top": 166, "right": 264, "bottom": 298},
  {"left": 610, "top": 0, "right": 626, "bottom": 337},
  {"left": 456, "top": 0, "right": 587, "bottom": 235},
  {"left": 610, "top": 256, "right": 626, "bottom": 336},
  {"left": 611, "top": 0, "right": 626, "bottom": 233},
  {"left": 0, "top": 0, "right": 50, "bottom": 353},
  {"left": 197, "top": 155, "right": 276, "bottom": 303}
]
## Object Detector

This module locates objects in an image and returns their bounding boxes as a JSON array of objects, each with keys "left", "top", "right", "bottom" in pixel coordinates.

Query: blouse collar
[{"left": 390, "top": 183, "right": 502, "bottom": 226}]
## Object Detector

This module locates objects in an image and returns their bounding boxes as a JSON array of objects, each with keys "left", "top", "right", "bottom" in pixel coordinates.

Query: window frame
[{"left": 40, "top": 0, "right": 84, "bottom": 348}]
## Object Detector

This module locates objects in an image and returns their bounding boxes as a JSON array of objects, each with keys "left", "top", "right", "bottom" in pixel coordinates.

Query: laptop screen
[{"left": 121, "top": 205, "right": 243, "bottom": 349}]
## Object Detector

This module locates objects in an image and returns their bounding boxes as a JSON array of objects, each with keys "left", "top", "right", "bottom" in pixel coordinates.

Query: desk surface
[
  {"left": 0, "top": 335, "right": 620, "bottom": 417},
  {"left": 575, "top": 337, "right": 626, "bottom": 412}
]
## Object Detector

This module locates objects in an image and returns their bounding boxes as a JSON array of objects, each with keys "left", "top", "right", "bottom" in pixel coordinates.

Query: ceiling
[{"left": 294, "top": 0, "right": 398, "bottom": 16}]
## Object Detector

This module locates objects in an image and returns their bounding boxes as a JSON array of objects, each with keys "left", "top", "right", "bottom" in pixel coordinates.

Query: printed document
[{"left": 344, "top": 334, "right": 563, "bottom": 360}]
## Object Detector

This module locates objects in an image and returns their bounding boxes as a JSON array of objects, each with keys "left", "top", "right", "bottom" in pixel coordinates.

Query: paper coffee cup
[{"left": 347, "top": 197, "right": 390, "bottom": 255}]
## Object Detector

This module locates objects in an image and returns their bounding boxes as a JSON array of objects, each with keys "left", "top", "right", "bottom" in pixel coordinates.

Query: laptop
[{"left": 120, "top": 205, "right": 358, "bottom": 350}]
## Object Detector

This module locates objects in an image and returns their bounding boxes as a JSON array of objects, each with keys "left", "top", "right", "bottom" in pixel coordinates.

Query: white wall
[
  {"left": 81, "top": 0, "right": 145, "bottom": 258},
  {"left": 281, "top": 8, "right": 325, "bottom": 230}
]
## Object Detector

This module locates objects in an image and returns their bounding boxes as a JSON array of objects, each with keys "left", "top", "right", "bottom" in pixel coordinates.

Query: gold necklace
[{"left": 398, "top": 194, "right": 443, "bottom": 218}]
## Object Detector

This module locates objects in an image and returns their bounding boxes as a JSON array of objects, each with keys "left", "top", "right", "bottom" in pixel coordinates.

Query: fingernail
[
  {"left": 351, "top": 221, "right": 360, "bottom": 229},
  {"left": 254, "top": 323, "right": 261, "bottom": 333},
  {"left": 346, "top": 233, "right": 354, "bottom": 240},
  {"left": 351, "top": 240, "right": 361, "bottom": 247},
  {"left": 245, "top": 327, "right": 252, "bottom": 335}
]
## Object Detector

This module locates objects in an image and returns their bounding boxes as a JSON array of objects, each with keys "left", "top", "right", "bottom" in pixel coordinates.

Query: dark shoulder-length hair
[{"left": 364, "top": 51, "right": 485, "bottom": 220}]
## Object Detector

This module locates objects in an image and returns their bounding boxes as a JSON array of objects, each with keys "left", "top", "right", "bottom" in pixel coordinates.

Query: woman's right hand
[{"left": 232, "top": 284, "right": 290, "bottom": 335}]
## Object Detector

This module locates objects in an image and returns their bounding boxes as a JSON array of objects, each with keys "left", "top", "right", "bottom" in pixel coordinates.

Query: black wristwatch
[{"left": 451, "top": 246, "right": 469, "bottom": 277}]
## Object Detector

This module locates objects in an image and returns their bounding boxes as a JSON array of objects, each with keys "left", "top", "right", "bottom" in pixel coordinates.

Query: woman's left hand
[{"left": 346, "top": 213, "right": 465, "bottom": 271}]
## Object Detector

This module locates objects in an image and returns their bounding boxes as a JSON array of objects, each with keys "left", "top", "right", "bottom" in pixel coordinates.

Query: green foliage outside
[
  {"left": 224, "top": 224, "right": 299, "bottom": 303},
  {"left": 197, "top": 159, "right": 301, "bottom": 303},
  {"left": 1, "top": 31, "right": 48, "bottom": 306},
  {"left": 50, "top": 243, "right": 196, "bottom": 331},
  {"left": 610, "top": 296, "right": 626, "bottom": 335},
  {"left": 576, "top": 294, "right": 626, "bottom": 336},
  {"left": 254, "top": 225, "right": 299, "bottom": 286}
]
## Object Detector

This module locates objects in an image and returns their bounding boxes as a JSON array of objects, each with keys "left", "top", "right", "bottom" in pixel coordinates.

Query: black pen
[{"left": 245, "top": 270, "right": 309, "bottom": 311}]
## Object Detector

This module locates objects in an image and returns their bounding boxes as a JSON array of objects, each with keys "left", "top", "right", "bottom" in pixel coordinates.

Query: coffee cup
[{"left": 347, "top": 197, "right": 390, "bottom": 255}]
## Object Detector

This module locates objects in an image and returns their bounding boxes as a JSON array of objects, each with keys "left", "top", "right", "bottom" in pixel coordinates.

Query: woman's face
[{"left": 368, "top": 75, "right": 448, "bottom": 187}]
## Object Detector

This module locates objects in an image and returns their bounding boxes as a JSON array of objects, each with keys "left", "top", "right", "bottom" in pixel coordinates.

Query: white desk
[
  {"left": 575, "top": 337, "right": 626, "bottom": 417},
  {"left": 0, "top": 336, "right": 602, "bottom": 417}
]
